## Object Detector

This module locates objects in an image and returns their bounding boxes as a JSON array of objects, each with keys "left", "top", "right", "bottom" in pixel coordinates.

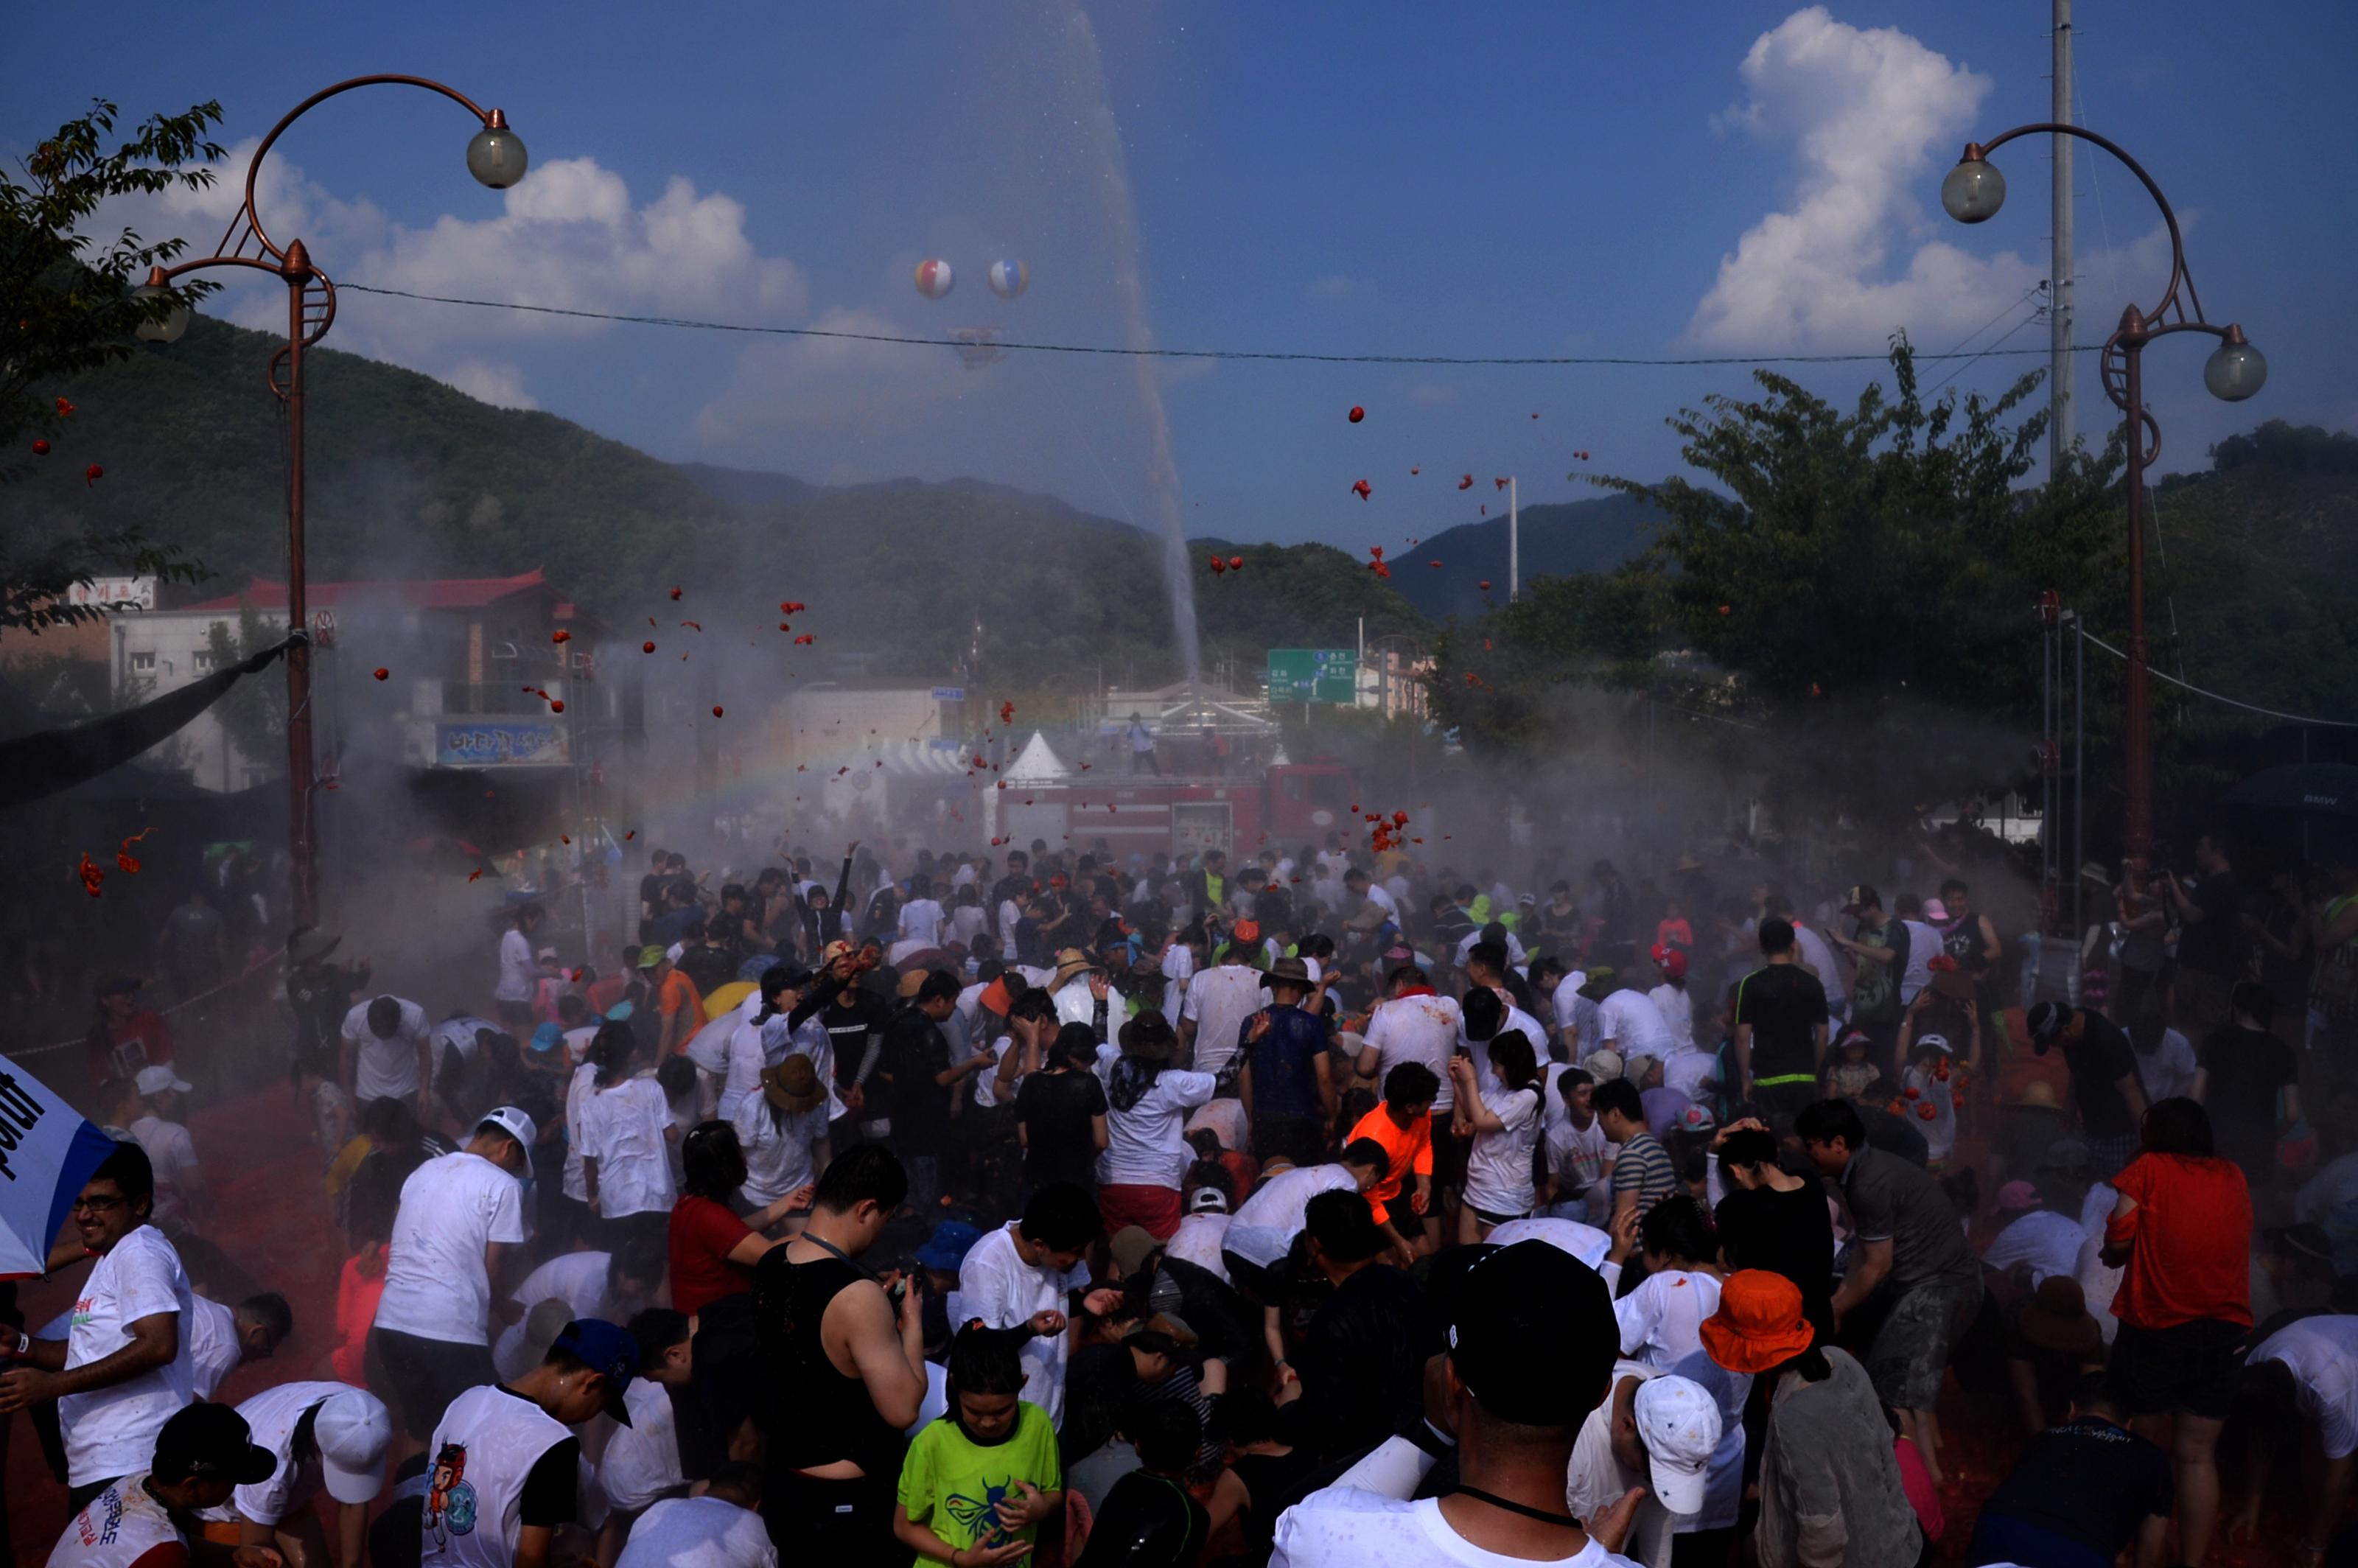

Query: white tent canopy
[{"left": 1004, "top": 730, "right": 1071, "bottom": 784}]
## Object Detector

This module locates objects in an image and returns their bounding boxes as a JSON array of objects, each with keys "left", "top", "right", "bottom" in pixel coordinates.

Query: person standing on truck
[{"left": 1127, "top": 713, "right": 1160, "bottom": 776}]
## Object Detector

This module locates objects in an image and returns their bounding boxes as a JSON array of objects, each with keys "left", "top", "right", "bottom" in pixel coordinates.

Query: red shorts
[{"left": 1097, "top": 1183, "right": 1183, "bottom": 1242}]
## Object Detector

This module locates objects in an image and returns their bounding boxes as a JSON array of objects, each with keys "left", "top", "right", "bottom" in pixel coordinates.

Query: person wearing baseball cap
[
  {"left": 192, "top": 1382, "right": 391, "bottom": 1564},
  {"left": 421, "top": 1318, "right": 638, "bottom": 1567},
  {"left": 368, "top": 1108, "right": 535, "bottom": 1450},
  {"left": 1698, "top": 1270, "right": 1925, "bottom": 1566},
  {"left": 2023, "top": 1000, "right": 2149, "bottom": 1179},
  {"left": 1274, "top": 1239, "right": 1648, "bottom": 1564},
  {"left": 1564, "top": 1369, "right": 1727, "bottom": 1562},
  {"left": 51, "top": 1401, "right": 277, "bottom": 1568},
  {"left": 125, "top": 1064, "right": 205, "bottom": 1231}
]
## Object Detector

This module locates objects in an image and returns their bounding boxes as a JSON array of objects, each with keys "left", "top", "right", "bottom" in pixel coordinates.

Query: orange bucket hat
[{"left": 1698, "top": 1269, "right": 1817, "bottom": 1375}]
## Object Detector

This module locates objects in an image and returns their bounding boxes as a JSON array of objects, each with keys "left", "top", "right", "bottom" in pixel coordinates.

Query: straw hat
[
  {"left": 1050, "top": 948, "right": 1098, "bottom": 989},
  {"left": 760, "top": 1056, "right": 828, "bottom": 1113}
]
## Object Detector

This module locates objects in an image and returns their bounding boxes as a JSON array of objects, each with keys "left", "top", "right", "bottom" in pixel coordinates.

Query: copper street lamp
[
  {"left": 1940, "top": 126, "right": 2264, "bottom": 875},
  {"left": 134, "top": 77, "right": 527, "bottom": 927}
]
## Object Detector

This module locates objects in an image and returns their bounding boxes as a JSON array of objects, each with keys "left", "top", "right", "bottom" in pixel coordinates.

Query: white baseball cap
[
  {"left": 1634, "top": 1376, "right": 1721, "bottom": 1516},
  {"left": 1480, "top": 1217, "right": 1612, "bottom": 1273},
  {"left": 312, "top": 1389, "right": 392, "bottom": 1504},
  {"left": 134, "top": 1065, "right": 192, "bottom": 1097},
  {"left": 480, "top": 1105, "right": 539, "bottom": 1155}
]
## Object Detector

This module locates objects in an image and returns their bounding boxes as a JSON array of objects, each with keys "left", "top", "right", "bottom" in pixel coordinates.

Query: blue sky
[{"left": 9, "top": 1, "right": 2354, "bottom": 545}]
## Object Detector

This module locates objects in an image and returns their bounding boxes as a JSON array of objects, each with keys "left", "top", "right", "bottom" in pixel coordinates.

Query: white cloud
[
  {"left": 97, "top": 140, "right": 805, "bottom": 375},
  {"left": 1690, "top": 7, "right": 2056, "bottom": 351},
  {"left": 690, "top": 307, "right": 968, "bottom": 449},
  {"left": 438, "top": 360, "right": 539, "bottom": 410}
]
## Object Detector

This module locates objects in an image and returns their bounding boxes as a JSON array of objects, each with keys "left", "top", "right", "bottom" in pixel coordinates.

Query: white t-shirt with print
[
  {"left": 1271, "top": 1487, "right": 1641, "bottom": 1567},
  {"left": 373, "top": 1151, "right": 527, "bottom": 1346},
  {"left": 957, "top": 1222, "right": 1087, "bottom": 1425},
  {"left": 47, "top": 1469, "right": 184, "bottom": 1568},
  {"left": 616, "top": 1494, "right": 777, "bottom": 1568},
  {"left": 342, "top": 997, "right": 430, "bottom": 1104},
  {"left": 2250, "top": 1315, "right": 2358, "bottom": 1459},
  {"left": 59, "top": 1225, "right": 199, "bottom": 1487},
  {"left": 578, "top": 1077, "right": 676, "bottom": 1219},
  {"left": 1365, "top": 993, "right": 1466, "bottom": 1111},
  {"left": 1181, "top": 964, "right": 1267, "bottom": 1078},
  {"left": 1228, "top": 1164, "right": 1360, "bottom": 1270},
  {"left": 1099, "top": 1064, "right": 1217, "bottom": 1189},
  {"left": 423, "top": 1383, "right": 573, "bottom": 1568},
  {"left": 1540, "top": 1065, "right": 1613, "bottom": 1222},
  {"left": 1461, "top": 1083, "right": 1543, "bottom": 1219}
]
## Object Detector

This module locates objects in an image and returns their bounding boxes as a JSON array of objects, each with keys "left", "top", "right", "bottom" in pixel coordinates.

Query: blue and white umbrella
[{"left": 0, "top": 1052, "right": 121, "bottom": 1278}]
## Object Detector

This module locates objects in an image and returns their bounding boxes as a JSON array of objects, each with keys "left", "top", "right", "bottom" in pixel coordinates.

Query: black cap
[
  {"left": 154, "top": 1401, "right": 277, "bottom": 1486},
  {"left": 2025, "top": 1001, "right": 2071, "bottom": 1046},
  {"left": 1446, "top": 1240, "right": 1618, "bottom": 1427}
]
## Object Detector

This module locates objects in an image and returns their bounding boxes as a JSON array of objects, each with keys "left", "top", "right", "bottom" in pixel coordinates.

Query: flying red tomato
[
  {"left": 1478, "top": 580, "right": 1493, "bottom": 591},
  {"left": 551, "top": 630, "right": 570, "bottom": 643},
  {"left": 1348, "top": 406, "right": 1365, "bottom": 423},
  {"left": 373, "top": 668, "right": 389, "bottom": 681},
  {"left": 793, "top": 634, "right": 814, "bottom": 645},
  {"left": 29, "top": 440, "right": 49, "bottom": 456},
  {"left": 670, "top": 587, "right": 682, "bottom": 600},
  {"left": 84, "top": 464, "right": 102, "bottom": 486},
  {"left": 1351, "top": 479, "right": 1371, "bottom": 501},
  {"left": 644, "top": 640, "right": 657, "bottom": 652},
  {"left": 1458, "top": 475, "right": 1474, "bottom": 490},
  {"left": 1228, "top": 555, "right": 1242, "bottom": 570}
]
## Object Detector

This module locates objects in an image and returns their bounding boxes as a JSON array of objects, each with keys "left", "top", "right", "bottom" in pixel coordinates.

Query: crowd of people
[{"left": 21, "top": 821, "right": 2358, "bottom": 1567}]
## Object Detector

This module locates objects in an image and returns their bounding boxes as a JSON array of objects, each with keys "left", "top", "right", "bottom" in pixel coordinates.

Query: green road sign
[{"left": 1267, "top": 648, "right": 1357, "bottom": 704}]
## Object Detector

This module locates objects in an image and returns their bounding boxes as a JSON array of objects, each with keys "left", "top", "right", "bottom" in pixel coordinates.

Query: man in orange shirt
[
  {"left": 640, "top": 945, "right": 704, "bottom": 1056},
  {"left": 1348, "top": 1061, "right": 1440, "bottom": 1265}
]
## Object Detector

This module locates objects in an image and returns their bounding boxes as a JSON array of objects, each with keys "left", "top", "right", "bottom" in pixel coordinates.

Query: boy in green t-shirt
[{"left": 895, "top": 1323, "right": 1063, "bottom": 1567}]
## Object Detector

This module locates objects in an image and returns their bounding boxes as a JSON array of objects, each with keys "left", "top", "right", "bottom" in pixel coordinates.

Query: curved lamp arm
[{"left": 1962, "top": 122, "right": 2203, "bottom": 328}]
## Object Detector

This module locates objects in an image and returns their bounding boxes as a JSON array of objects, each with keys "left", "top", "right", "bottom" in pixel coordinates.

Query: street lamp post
[
  {"left": 133, "top": 76, "right": 525, "bottom": 928},
  {"left": 1941, "top": 125, "right": 2263, "bottom": 873}
]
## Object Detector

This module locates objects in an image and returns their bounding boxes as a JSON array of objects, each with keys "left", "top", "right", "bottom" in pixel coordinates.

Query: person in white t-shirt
[
  {"left": 1593, "top": 981, "right": 1676, "bottom": 1064},
  {"left": 193, "top": 1381, "right": 391, "bottom": 1568},
  {"left": 617, "top": 1463, "right": 777, "bottom": 1568},
  {"left": 127, "top": 1065, "right": 204, "bottom": 1231},
  {"left": 598, "top": 1309, "right": 692, "bottom": 1540},
  {"left": 956, "top": 1184, "right": 1121, "bottom": 1427},
  {"left": 895, "top": 877, "right": 945, "bottom": 951},
  {"left": 1647, "top": 948, "right": 1696, "bottom": 1054},
  {"left": 1356, "top": 968, "right": 1466, "bottom": 1114},
  {"left": 368, "top": 1107, "right": 534, "bottom": 1452},
  {"left": 341, "top": 995, "right": 433, "bottom": 1121},
  {"left": 1179, "top": 950, "right": 1267, "bottom": 1079},
  {"left": 576, "top": 1025, "right": 679, "bottom": 1245},
  {"left": 1450, "top": 1035, "right": 1546, "bottom": 1240},
  {"left": 492, "top": 1245, "right": 667, "bottom": 1383},
  {"left": 0, "top": 1144, "right": 200, "bottom": 1502},
  {"left": 184, "top": 1291, "right": 293, "bottom": 1401},
  {"left": 47, "top": 1400, "right": 280, "bottom": 1568},
  {"left": 494, "top": 902, "right": 547, "bottom": 1032},
  {"left": 1343, "top": 868, "right": 1399, "bottom": 926},
  {"left": 1220, "top": 1154, "right": 1389, "bottom": 1300},
  {"left": 1269, "top": 1239, "right": 1643, "bottom": 1567},
  {"left": 1096, "top": 1012, "right": 1217, "bottom": 1239},
  {"left": 2241, "top": 1312, "right": 2358, "bottom": 1553},
  {"left": 1603, "top": 1197, "right": 1725, "bottom": 1370},
  {"left": 1541, "top": 1065, "right": 1614, "bottom": 1225},
  {"left": 732, "top": 1057, "right": 833, "bottom": 1209}
]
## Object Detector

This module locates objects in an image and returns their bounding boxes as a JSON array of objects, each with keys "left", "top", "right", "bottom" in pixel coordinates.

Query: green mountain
[
  {"left": 1384, "top": 492, "right": 1662, "bottom": 621},
  {"left": 0, "top": 312, "right": 1432, "bottom": 689}
]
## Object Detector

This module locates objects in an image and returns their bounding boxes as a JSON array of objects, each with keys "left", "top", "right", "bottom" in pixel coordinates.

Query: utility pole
[
  {"left": 2051, "top": 0, "right": 2074, "bottom": 476},
  {"left": 1508, "top": 476, "right": 1519, "bottom": 602}
]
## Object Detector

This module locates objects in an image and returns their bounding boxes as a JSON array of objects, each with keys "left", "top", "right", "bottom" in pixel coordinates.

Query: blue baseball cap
[
  {"left": 553, "top": 1319, "right": 640, "bottom": 1424},
  {"left": 531, "top": 1021, "right": 564, "bottom": 1054},
  {"left": 914, "top": 1219, "right": 982, "bottom": 1272}
]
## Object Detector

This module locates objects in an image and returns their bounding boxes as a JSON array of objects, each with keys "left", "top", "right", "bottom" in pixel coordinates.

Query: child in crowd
[
  {"left": 1074, "top": 1399, "right": 1210, "bottom": 1566},
  {"left": 1656, "top": 898, "right": 1693, "bottom": 955},
  {"left": 895, "top": 1324, "right": 1064, "bottom": 1566},
  {"left": 1824, "top": 1026, "right": 1879, "bottom": 1102},
  {"left": 1901, "top": 1034, "right": 1959, "bottom": 1169}
]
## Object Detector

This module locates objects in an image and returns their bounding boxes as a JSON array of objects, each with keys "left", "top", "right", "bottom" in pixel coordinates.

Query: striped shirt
[{"left": 1611, "top": 1131, "right": 1679, "bottom": 1210}]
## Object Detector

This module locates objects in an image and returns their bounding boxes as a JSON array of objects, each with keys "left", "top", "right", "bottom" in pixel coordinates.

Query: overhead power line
[
  {"left": 2077, "top": 627, "right": 2358, "bottom": 729},
  {"left": 339, "top": 283, "right": 2104, "bottom": 370}
]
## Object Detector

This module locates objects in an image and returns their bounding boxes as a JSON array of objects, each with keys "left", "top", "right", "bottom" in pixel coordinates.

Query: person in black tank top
[{"left": 749, "top": 1146, "right": 928, "bottom": 1566}]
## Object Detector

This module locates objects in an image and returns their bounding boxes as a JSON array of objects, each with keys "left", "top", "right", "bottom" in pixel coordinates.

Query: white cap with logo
[
  {"left": 312, "top": 1388, "right": 393, "bottom": 1504},
  {"left": 1634, "top": 1376, "right": 1721, "bottom": 1516},
  {"left": 134, "top": 1065, "right": 193, "bottom": 1097}
]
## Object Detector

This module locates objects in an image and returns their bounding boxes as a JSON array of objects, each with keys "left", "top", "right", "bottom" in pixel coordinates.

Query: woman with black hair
[
  {"left": 1449, "top": 1027, "right": 1546, "bottom": 1241},
  {"left": 1099, "top": 1012, "right": 1217, "bottom": 1242},
  {"left": 665, "top": 1123, "right": 805, "bottom": 1320},
  {"left": 1015, "top": 1022, "right": 1109, "bottom": 1193},
  {"left": 578, "top": 1021, "right": 677, "bottom": 1251},
  {"left": 2097, "top": 1096, "right": 2253, "bottom": 1568}
]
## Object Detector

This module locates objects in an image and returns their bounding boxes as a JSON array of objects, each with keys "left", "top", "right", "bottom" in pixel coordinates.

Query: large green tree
[
  {"left": 1434, "top": 337, "right": 2127, "bottom": 829},
  {"left": 1, "top": 97, "right": 223, "bottom": 634}
]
